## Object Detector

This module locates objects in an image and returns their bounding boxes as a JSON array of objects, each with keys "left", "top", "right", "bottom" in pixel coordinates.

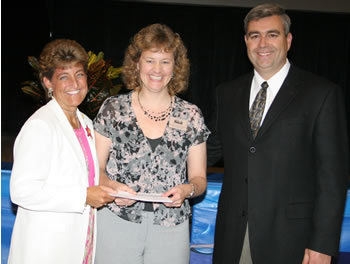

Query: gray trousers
[
  {"left": 95, "top": 207, "right": 190, "bottom": 264},
  {"left": 239, "top": 224, "right": 253, "bottom": 264}
]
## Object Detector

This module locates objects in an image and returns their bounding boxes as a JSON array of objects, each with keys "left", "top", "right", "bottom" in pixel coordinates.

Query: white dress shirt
[{"left": 249, "top": 60, "right": 291, "bottom": 125}]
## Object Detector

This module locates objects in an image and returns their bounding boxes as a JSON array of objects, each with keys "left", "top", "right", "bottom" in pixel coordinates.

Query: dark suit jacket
[{"left": 212, "top": 65, "right": 349, "bottom": 264}]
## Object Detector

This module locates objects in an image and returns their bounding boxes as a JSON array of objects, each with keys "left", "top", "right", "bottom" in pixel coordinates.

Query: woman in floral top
[{"left": 94, "top": 23, "right": 210, "bottom": 264}]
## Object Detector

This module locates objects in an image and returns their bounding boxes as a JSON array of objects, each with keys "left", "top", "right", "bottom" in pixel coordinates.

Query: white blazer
[{"left": 8, "top": 98, "right": 99, "bottom": 264}]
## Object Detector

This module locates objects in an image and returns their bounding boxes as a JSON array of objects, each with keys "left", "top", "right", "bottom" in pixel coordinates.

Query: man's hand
[{"left": 302, "top": 248, "right": 331, "bottom": 264}]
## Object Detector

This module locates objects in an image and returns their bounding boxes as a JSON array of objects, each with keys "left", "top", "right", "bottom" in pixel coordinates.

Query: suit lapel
[
  {"left": 256, "top": 66, "right": 300, "bottom": 139},
  {"left": 48, "top": 99, "right": 87, "bottom": 183},
  {"left": 77, "top": 111, "right": 94, "bottom": 148},
  {"left": 237, "top": 73, "right": 254, "bottom": 140},
  {"left": 77, "top": 111, "right": 99, "bottom": 185}
]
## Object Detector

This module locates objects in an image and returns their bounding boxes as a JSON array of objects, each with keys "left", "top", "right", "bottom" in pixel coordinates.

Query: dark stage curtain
[{"left": 2, "top": 1, "right": 350, "bottom": 164}]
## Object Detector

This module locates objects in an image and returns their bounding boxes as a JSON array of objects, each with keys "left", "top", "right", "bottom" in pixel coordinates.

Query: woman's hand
[
  {"left": 86, "top": 185, "right": 116, "bottom": 208},
  {"left": 162, "top": 184, "right": 192, "bottom": 207},
  {"left": 110, "top": 181, "right": 137, "bottom": 208}
]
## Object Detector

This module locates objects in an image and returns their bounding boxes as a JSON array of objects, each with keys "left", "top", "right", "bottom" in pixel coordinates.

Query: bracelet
[{"left": 187, "top": 183, "right": 195, "bottom": 198}]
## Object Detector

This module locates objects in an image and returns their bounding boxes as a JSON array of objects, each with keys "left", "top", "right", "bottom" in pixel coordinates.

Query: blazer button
[
  {"left": 242, "top": 210, "right": 247, "bottom": 217},
  {"left": 249, "top": 147, "right": 256, "bottom": 153},
  {"left": 245, "top": 177, "right": 248, "bottom": 184}
]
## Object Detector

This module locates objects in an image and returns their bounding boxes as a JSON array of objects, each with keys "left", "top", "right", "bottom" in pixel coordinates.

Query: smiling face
[
  {"left": 43, "top": 62, "right": 88, "bottom": 112},
  {"left": 245, "top": 15, "right": 292, "bottom": 79},
  {"left": 137, "top": 49, "right": 174, "bottom": 94}
]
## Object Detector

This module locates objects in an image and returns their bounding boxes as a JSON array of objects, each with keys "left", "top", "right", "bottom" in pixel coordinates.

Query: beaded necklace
[{"left": 138, "top": 92, "right": 172, "bottom": 122}]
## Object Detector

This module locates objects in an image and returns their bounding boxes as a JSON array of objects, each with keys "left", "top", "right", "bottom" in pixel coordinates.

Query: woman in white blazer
[{"left": 8, "top": 39, "right": 115, "bottom": 264}]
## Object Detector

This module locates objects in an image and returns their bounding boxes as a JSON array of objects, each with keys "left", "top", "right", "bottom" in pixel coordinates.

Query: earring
[{"left": 48, "top": 88, "right": 53, "bottom": 98}]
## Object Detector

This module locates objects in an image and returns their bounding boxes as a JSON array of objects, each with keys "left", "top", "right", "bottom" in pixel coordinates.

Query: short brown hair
[
  {"left": 39, "top": 39, "right": 89, "bottom": 82},
  {"left": 244, "top": 3, "right": 291, "bottom": 36},
  {"left": 122, "top": 23, "right": 190, "bottom": 95}
]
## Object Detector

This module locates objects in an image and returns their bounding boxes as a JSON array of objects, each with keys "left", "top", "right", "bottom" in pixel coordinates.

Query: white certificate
[{"left": 110, "top": 191, "right": 173, "bottom": 203}]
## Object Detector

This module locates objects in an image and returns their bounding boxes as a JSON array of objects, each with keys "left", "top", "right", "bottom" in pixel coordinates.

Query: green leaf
[
  {"left": 28, "top": 56, "right": 40, "bottom": 72},
  {"left": 110, "top": 84, "right": 122, "bottom": 96}
]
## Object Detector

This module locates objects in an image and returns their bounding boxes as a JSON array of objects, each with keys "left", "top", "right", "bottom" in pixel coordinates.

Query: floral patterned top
[{"left": 94, "top": 92, "right": 210, "bottom": 227}]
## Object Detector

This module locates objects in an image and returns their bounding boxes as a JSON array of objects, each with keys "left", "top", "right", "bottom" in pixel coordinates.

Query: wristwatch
[{"left": 187, "top": 183, "right": 195, "bottom": 198}]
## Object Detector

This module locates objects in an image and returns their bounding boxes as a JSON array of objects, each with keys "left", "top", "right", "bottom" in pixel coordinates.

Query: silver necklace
[{"left": 138, "top": 92, "right": 172, "bottom": 122}]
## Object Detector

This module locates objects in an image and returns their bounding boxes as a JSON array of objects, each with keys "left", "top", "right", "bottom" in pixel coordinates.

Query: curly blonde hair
[
  {"left": 122, "top": 23, "right": 190, "bottom": 95},
  {"left": 39, "top": 39, "right": 89, "bottom": 90}
]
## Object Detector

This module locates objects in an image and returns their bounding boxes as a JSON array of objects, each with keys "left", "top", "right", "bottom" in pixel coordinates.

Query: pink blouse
[
  {"left": 74, "top": 125, "right": 95, "bottom": 264},
  {"left": 74, "top": 126, "right": 95, "bottom": 186}
]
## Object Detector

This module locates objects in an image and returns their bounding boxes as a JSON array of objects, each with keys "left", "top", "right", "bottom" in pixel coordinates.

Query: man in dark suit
[{"left": 211, "top": 3, "right": 349, "bottom": 264}]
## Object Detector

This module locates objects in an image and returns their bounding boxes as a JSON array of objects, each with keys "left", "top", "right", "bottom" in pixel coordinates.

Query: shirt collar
[{"left": 253, "top": 59, "right": 290, "bottom": 93}]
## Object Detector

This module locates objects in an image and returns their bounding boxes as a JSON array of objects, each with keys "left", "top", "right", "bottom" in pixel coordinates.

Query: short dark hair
[
  {"left": 39, "top": 39, "right": 89, "bottom": 82},
  {"left": 244, "top": 3, "right": 291, "bottom": 36}
]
